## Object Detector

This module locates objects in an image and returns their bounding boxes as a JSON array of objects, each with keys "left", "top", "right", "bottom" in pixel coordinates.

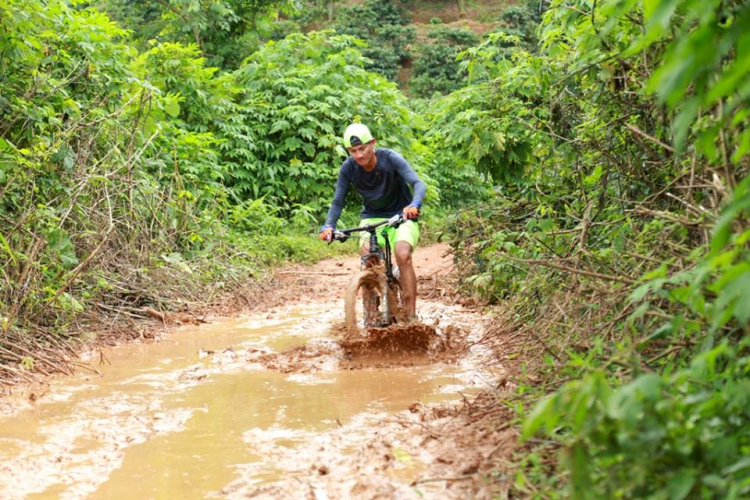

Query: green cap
[{"left": 343, "top": 123, "right": 373, "bottom": 147}]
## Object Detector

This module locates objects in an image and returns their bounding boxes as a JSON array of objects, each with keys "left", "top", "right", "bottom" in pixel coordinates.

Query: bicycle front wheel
[
  {"left": 344, "top": 269, "right": 388, "bottom": 333},
  {"left": 385, "top": 279, "right": 407, "bottom": 325},
  {"left": 344, "top": 270, "right": 408, "bottom": 334}
]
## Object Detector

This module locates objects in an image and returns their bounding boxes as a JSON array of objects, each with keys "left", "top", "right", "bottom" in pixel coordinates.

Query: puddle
[{"left": 0, "top": 302, "right": 488, "bottom": 499}]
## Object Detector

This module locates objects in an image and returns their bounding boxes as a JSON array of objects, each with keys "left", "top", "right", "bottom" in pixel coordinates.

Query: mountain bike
[{"left": 331, "top": 214, "right": 408, "bottom": 333}]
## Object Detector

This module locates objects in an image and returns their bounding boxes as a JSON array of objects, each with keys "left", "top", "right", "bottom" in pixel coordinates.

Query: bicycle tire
[
  {"left": 344, "top": 269, "right": 382, "bottom": 332},
  {"left": 344, "top": 269, "right": 407, "bottom": 333},
  {"left": 386, "top": 279, "right": 407, "bottom": 325}
]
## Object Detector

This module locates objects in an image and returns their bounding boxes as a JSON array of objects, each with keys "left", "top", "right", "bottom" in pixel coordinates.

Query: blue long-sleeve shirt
[{"left": 324, "top": 148, "right": 426, "bottom": 228}]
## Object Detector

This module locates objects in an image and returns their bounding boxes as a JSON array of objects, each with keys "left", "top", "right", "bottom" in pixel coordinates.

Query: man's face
[{"left": 347, "top": 139, "right": 377, "bottom": 168}]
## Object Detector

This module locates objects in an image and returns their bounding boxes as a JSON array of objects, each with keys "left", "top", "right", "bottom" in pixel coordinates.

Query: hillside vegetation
[{"left": 1, "top": 0, "right": 749, "bottom": 497}]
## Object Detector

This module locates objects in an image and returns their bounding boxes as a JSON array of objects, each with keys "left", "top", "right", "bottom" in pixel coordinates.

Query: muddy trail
[{"left": 0, "top": 244, "right": 514, "bottom": 499}]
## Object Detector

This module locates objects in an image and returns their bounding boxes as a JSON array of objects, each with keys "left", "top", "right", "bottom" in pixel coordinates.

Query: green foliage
[
  {"left": 521, "top": 182, "right": 750, "bottom": 498},
  {"left": 495, "top": 0, "right": 545, "bottom": 52},
  {"left": 421, "top": 33, "right": 547, "bottom": 197},
  {"left": 410, "top": 25, "right": 479, "bottom": 97},
  {"left": 228, "top": 197, "right": 284, "bottom": 234},
  {"left": 134, "top": 42, "right": 238, "bottom": 130},
  {"left": 0, "top": 0, "right": 140, "bottom": 305},
  {"left": 95, "top": 0, "right": 298, "bottom": 68},
  {"left": 333, "top": 0, "right": 415, "bottom": 81},
  {"left": 132, "top": 41, "right": 239, "bottom": 216},
  {"left": 436, "top": 0, "right": 750, "bottom": 497},
  {"left": 225, "top": 31, "right": 416, "bottom": 214}
]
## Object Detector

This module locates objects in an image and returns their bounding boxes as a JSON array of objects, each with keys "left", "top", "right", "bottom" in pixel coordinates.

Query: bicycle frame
[
  {"left": 333, "top": 214, "right": 402, "bottom": 283},
  {"left": 363, "top": 226, "right": 396, "bottom": 282},
  {"left": 332, "top": 214, "right": 411, "bottom": 330}
]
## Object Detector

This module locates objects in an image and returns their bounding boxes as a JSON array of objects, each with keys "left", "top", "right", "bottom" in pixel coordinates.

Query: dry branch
[{"left": 500, "top": 253, "right": 636, "bottom": 284}]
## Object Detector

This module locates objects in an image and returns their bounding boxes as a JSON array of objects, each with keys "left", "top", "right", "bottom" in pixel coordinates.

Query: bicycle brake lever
[{"left": 387, "top": 214, "right": 403, "bottom": 227}]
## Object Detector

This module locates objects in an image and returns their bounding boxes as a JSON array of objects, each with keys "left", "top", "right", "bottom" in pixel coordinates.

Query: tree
[
  {"left": 94, "top": 0, "right": 298, "bottom": 68},
  {"left": 221, "top": 31, "right": 416, "bottom": 213}
]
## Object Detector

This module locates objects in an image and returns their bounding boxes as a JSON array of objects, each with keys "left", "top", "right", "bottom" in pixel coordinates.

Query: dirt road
[{"left": 0, "top": 244, "right": 515, "bottom": 499}]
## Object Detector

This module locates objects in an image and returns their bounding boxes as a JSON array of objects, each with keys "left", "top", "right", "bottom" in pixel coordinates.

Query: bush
[
  {"left": 333, "top": 0, "right": 415, "bottom": 81},
  {"left": 411, "top": 25, "right": 479, "bottom": 97},
  {"left": 223, "top": 31, "right": 417, "bottom": 217},
  {"left": 437, "top": 0, "right": 750, "bottom": 497},
  {"left": 496, "top": 0, "right": 545, "bottom": 52}
]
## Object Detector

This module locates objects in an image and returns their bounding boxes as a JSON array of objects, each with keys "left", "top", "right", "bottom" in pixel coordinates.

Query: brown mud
[{"left": 0, "top": 244, "right": 515, "bottom": 499}]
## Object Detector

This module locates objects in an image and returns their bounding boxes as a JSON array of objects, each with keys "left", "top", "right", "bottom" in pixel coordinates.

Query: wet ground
[{"left": 0, "top": 244, "right": 512, "bottom": 499}]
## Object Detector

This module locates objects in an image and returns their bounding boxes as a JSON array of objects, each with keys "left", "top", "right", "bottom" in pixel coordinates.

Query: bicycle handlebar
[{"left": 330, "top": 214, "right": 406, "bottom": 243}]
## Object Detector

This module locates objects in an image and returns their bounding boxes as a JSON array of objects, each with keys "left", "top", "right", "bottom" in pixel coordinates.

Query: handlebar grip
[{"left": 329, "top": 231, "right": 349, "bottom": 244}]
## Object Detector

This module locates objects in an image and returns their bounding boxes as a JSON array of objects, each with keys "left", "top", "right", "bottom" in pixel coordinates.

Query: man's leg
[{"left": 394, "top": 241, "right": 417, "bottom": 318}]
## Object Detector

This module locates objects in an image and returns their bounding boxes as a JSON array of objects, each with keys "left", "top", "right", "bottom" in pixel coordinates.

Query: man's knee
[{"left": 394, "top": 242, "right": 413, "bottom": 267}]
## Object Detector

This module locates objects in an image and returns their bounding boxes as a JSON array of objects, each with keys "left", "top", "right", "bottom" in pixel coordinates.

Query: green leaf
[
  {"left": 644, "top": 0, "right": 679, "bottom": 33},
  {"left": 47, "top": 229, "right": 78, "bottom": 269},
  {"left": 667, "top": 469, "right": 695, "bottom": 500},
  {"left": 672, "top": 97, "right": 699, "bottom": 152},
  {"left": 631, "top": 373, "right": 661, "bottom": 401},
  {"left": 57, "top": 292, "right": 84, "bottom": 313},
  {"left": 583, "top": 165, "right": 603, "bottom": 186},
  {"left": 521, "top": 394, "right": 555, "bottom": 441},
  {"left": 392, "top": 448, "right": 412, "bottom": 464},
  {"left": 629, "top": 283, "right": 653, "bottom": 303},
  {"left": 0, "top": 232, "right": 14, "bottom": 263},
  {"left": 723, "top": 456, "right": 750, "bottom": 475},
  {"left": 165, "top": 100, "right": 180, "bottom": 118},
  {"left": 568, "top": 442, "right": 591, "bottom": 495},
  {"left": 711, "top": 176, "right": 750, "bottom": 254},
  {"left": 20, "top": 357, "right": 35, "bottom": 370}
]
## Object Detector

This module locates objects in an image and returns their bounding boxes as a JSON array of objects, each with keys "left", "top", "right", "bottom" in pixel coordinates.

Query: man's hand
[
  {"left": 402, "top": 205, "right": 420, "bottom": 220},
  {"left": 318, "top": 225, "right": 334, "bottom": 242}
]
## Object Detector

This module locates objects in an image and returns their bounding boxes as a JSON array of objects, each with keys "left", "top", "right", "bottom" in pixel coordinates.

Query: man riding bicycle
[{"left": 318, "top": 123, "right": 426, "bottom": 319}]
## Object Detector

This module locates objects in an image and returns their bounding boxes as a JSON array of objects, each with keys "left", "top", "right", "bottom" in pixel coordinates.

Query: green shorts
[{"left": 358, "top": 218, "right": 420, "bottom": 251}]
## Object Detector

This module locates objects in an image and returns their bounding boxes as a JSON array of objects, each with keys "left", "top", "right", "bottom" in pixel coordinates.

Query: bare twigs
[
  {"left": 627, "top": 206, "right": 711, "bottom": 228},
  {"left": 31, "top": 223, "right": 116, "bottom": 323},
  {"left": 0, "top": 86, "right": 232, "bottom": 386},
  {"left": 624, "top": 123, "right": 675, "bottom": 153},
  {"left": 501, "top": 253, "right": 636, "bottom": 285}
]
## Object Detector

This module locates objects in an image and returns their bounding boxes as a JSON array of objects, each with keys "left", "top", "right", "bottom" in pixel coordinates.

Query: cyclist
[{"left": 318, "top": 123, "right": 426, "bottom": 319}]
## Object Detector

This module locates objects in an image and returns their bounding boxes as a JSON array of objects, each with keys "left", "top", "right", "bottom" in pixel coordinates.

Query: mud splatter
[
  {"left": 341, "top": 323, "right": 442, "bottom": 355},
  {"left": 219, "top": 319, "right": 467, "bottom": 374}
]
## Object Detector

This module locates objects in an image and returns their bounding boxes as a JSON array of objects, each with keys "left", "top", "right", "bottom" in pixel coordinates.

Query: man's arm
[{"left": 391, "top": 151, "right": 426, "bottom": 208}]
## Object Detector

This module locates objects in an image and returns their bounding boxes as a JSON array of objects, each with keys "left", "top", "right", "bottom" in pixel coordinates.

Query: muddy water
[{"left": 0, "top": 303, "right": 481, "bottom": 500}]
